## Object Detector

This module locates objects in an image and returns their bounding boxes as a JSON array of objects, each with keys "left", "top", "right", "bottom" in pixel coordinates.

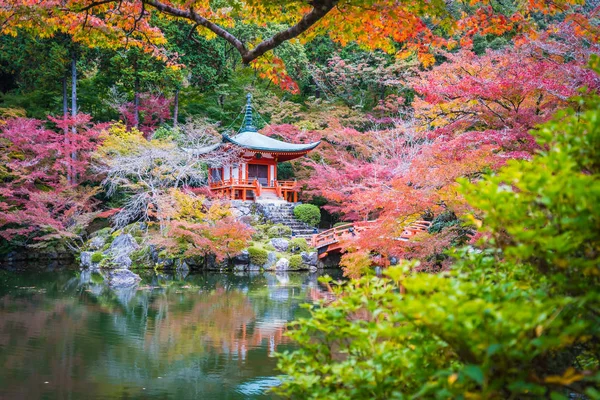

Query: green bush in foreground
[
  {"left": 247, "top": 246, "right": 268, "bottom": 266},
  {"left": 293, "top": 204, "right": 321, "bottom": 227},
  {"left": 275, "top": 97, "right": 600, "bottom": 399}
]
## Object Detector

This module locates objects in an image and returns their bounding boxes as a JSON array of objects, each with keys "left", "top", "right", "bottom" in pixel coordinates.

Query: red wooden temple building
[{"left": 208, "top": 94, "right": 320, "bottom": 202}]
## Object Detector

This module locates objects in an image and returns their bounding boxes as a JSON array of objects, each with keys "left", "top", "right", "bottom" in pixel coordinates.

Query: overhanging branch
[{"left": 143, "top": 0, "right": 339, "bottom": 64}]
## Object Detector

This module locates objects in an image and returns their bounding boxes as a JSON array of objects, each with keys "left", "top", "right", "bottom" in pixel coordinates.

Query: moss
[
  {"left": 91, "top": 252, "right": 104, "bottom": 263},
  {"left": 90, "top": 272, "right": 104, "bottom": 284},
  {"left": 268, "top": 224, "right": 292, "bottom": 238},
  {"left": 289, "top": 255, "right": 303, "bottom": 269},
  {"left": 289, "top": 238, "right": 309, "bottom": 253},
  {"left": 248, "top": 246, "right": 268, "bottom": 265},
  {"left": 251, "top": 224, "right": 271, "bottom": 241},
  {"left": 130, "top": 247, "right": 151, "bottom": 266},
  {"left": 264, "top": 243, "right": 276, "bottom": 251}
]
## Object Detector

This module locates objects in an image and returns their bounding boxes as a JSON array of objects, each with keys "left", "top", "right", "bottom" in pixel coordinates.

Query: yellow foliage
[
  {"left": 95, "top": 122, "right": 176, "bottom": 159},
  {"left": 171, "top": 189, "right": 207, "bottom": 221},
  {"left": 0, "top": 107, "right": 27, "bottom": 122},
  {"left": 544, "top": 368, "right": 586, "bottom": 385}
]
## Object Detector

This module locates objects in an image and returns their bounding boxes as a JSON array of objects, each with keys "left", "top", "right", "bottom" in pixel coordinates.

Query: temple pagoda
[{"left": 208, "top": 94, "right": 320, "bottom": 202}]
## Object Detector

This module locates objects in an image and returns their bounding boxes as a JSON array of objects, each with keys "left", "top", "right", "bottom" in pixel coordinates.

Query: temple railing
[
  {"left": 208, "top": 178, "right": 298, "bottom": 201},
  {"left": 209, "top": 178, "right": 257, "bottom": 189}
]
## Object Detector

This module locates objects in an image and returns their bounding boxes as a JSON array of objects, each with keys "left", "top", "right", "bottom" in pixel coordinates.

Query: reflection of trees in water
[
  {"left": 0, "top": 293, "right": 94, "bottom": 398},
  {"left": 0, "top": 269, "right": 340, "bottom": 399}
]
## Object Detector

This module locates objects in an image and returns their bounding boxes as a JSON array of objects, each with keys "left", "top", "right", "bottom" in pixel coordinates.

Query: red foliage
[
  {"left": 0, "top": 114, "right": 105, "bottom": 243},
  {"left": 119, "top": 93, "right": 172, "bottom": 137},
  {"left": 412, "top": 24, "right": 599, "bottom": 163},
  {"left": 291, "top": 26, "right": 599, "bottom": 271}
]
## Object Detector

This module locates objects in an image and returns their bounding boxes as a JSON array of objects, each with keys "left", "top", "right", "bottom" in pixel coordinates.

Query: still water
[{"left": 0, "top": 267, "right": 342, "bottom": 400}]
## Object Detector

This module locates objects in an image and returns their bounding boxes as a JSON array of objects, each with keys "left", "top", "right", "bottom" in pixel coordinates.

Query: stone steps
[{"left": 257, "top": 203, "right": 316, "bottom": 238}]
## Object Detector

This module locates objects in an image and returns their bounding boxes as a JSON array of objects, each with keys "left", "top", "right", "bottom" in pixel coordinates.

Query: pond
[{"left": 0, "top": 266, "right": 343, "bottom": 400}]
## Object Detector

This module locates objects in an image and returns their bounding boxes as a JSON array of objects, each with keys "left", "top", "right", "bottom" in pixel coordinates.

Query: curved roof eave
[{"left": 223, "top": 132, "right": 321, "bottom": 153}]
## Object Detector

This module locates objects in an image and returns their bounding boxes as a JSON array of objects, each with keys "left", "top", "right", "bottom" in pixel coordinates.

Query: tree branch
[{"left": 143, "top": 0, "right": 339, "bottom": 64}]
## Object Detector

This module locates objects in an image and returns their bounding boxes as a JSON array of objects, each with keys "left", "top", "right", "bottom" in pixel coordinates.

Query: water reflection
[{"left": 0, "top": 267, "right": 341, "bottom": 399}]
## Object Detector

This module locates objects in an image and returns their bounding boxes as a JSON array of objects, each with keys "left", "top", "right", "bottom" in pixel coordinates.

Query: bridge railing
[
  {"left": 311, "top": 220, "right": 432, "bottom": 249},
  {"left": 311, "top": 221, "right": 376, "bottom": 248}
]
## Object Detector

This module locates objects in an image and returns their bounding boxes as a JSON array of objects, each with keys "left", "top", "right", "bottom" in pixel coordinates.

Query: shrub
[
  {"left": 267, "top": 224, "right": 292, "bottom": 238},
  {"left": 91, "top": 252, "right": 104, "bottom": 263},
  {"left": 294, "top": 204, "right": 321, "bottom": 227},
  {"left": 289, "top": 254, "right": 303, "bottom": 269},
  {"left": 248, "top": 246, "right": 268, "bottom": 266},
  {"left": 289, "top": 238, "right": 309, "bottom": 253}
]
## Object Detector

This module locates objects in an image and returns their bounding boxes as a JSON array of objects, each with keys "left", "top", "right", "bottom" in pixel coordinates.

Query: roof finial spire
[{"left": 242, "top": 93, "right": 257, "bottom": 132}]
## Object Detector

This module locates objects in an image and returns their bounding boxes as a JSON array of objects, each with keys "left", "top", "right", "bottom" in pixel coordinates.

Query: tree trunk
[
  {"left": 134, "top": 66, "right": 140, "bottom": 128},
  {"left": 71, "top": 53, "right": 78, "bottom": 184},
  {"left": 63, "top": 76, "right": 72, "bottom": 185},
  {"left": 173, "top": 89, "right": 179, "bottom": 128}
]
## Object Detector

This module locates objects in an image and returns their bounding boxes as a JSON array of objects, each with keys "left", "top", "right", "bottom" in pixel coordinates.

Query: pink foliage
[
  {"left": 0, "top": 114, "right": 105, "bottom": 242},
  {"left": 412, "top": 24, "right": 599, "bottom": 157}
]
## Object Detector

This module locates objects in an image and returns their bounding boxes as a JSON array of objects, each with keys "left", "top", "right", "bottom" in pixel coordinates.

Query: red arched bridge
[{"left": 310, "top": 220, "right": 432, "bottom": 259}]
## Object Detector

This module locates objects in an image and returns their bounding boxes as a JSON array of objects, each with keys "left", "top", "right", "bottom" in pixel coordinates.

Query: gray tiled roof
[{"left": 223, "top": 131, "right": 320, "bottom": 152}]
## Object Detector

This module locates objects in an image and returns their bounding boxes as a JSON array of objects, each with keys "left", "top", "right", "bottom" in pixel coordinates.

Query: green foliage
[
  {"left": 251, "top": 224, "right": 271, "bottom": 241},
  {"left": 288, "top": 254, "right": 303, "bottom": 269},
  {"left": 247, "top": 246, "right": 268, "bottom": 266},
  {"left": 263, "top": 243, "right": 276, "bottom": 252},
  {"left": 275, "top": 98, "right": 600, "bottom": 399},
  {"left": 428, "top": 210, "right": 459, "bottom": 233},
  {"left": 267, "top": 224, "right": 292, "bottom": 238},
  {"left": 151, "top": 126, "right": 182, "bottom": 141},
  {"left": 277, "top": 161, "right": 295, "bottom": 180},
  {"left": 130, "top": 247, "right": 151, "bottom": 266},
  {"left": 293, "top": 204, "right": 321, "bottom": 227},
  {"left": 289, "top": 238, "right": 309, "bottom": 253},
  {"left": 91, "top": 252, "right": 103, "bottom": 263}
]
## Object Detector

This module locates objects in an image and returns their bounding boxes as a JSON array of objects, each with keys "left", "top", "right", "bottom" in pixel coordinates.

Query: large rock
[
  {"left": 301, "top": 251, "right": 318, "bottom": 266},
  {"left": 175, "top": 259, "right": 190, "bottom": 273},
  {"left": 233, "top": 250, "right": 250, "bottom": 266},
  {"left": 270, "top": 238, "right": 289, "bottom": 252},
  {"left": 112, "top": 254, "right": 132, "bottom": 268},
  {"left": 248, "top": 263, "right": 261, "bottom": 271},
  {"left": 175, "top": 260, "right": 189, "bottom": 280},
  {"left": 105, "top": 234, "right": 140, "bottom": 268},
  {"left": 109, "top": 234, "right": 139, "bottom": 255},
  {"left": 183, "top": 256, "right": 204, "bottom": 268},
  {"left": 88, "top": 236, "right": 107, "bottom": 251},
  {"left": 108, "top": 269, "right": 141, "bottom": 288},
  {"left": 275, "top": 258, "right": 290, "bottom": 271},
  {"left": 80, "top": 251, "right": 93, "bottom": 267},
  {"left": 205, "top": 254, "right": 228, "bottom": 271},
  {"left": 264, "top": 251, "right": 279, "bottom": 270}
]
